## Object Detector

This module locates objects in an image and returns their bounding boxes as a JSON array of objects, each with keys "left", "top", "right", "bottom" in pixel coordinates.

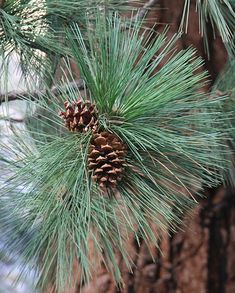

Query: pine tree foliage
[
  {"left": 180, "top": 0, "right": 235, "bottom": 55},
  {"left": 0, "top": 13, "right": 233, "bottom": 292},
  {"left": 214, "top": 58, "right": 235, "bottom": 97},
  {"left": 213, "top": 58, "right": 235, "bottom": 183},
  {"left": 0, "top": 0, "right": 56, "bottom": 81},
  {"left": 0, "top": 0, "right": 138, "bottom": 86}
]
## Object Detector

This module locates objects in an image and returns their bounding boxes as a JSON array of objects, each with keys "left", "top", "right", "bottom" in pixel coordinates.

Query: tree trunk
[
  {"left": 80, "top": 188, "right": 235, "bottom": 293},
  {"left": 79, "top": 1, "right": 234, "bottom": 292}
]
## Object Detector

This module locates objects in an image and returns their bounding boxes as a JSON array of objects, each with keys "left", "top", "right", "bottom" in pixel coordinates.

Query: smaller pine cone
[
  {"left": 59, "top": 99, "right": 98, "bottom": 133},
  {"left": 88, "top": 131, "right": 126, "bottom": 190}
]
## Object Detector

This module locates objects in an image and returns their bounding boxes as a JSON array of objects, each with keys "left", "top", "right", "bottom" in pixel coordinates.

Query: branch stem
[
  {"left": 134, "top": 0, "right": 159, "bottom": 21},
  {"left": 0, "top": 79, "right": 85, "bottom": 105}
]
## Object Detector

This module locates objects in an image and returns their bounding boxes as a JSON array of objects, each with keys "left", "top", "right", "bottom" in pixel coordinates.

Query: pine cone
[
  {"left": 59, "top": 99, "right": 98, "bottom": 133},
  {"left": 88, "top": 131, "right": 126, "bottom": 190}
]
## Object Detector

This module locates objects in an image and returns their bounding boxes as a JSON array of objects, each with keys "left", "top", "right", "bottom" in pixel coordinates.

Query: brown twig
[
  {"left": 0, "top": 79, "right": 85, "bottom": 105},
  {"left": 133, "top": 0, "right": 159, "bottom": 21}
]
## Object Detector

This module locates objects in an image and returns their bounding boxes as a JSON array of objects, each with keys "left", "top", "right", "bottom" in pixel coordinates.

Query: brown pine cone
[
  {"left": 59, "top": 99, "right": 98, "bottom": 133},
  {"left": 88, "top": 131, "right": 127, "bottom": 190}
]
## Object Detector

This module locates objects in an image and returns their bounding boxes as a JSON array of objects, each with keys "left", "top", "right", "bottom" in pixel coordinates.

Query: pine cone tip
[{"left": 60, "top": 99, "right": 98, "bottom": 133}]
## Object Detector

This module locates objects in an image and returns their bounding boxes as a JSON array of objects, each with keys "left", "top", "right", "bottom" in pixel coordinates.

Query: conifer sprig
[
  {"left": 0, "top": 0, "right": 56, "bottom": 81},
  {"left": 0, "top": 0, "right": 138, "bottom": 85},
  {"left": 0, "top": 14, "right": 232, "bottom": 292}
]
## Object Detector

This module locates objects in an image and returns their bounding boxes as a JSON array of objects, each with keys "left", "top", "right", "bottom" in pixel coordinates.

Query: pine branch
[
  {"left": 0, "top": 14, "right": 232, "bottom": 292},
  {"left": 0, "top": 79, "right": 85, "bottom": 105},
  {"left": 0, "top": 0, "right": 137, "bottom": 82}
]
